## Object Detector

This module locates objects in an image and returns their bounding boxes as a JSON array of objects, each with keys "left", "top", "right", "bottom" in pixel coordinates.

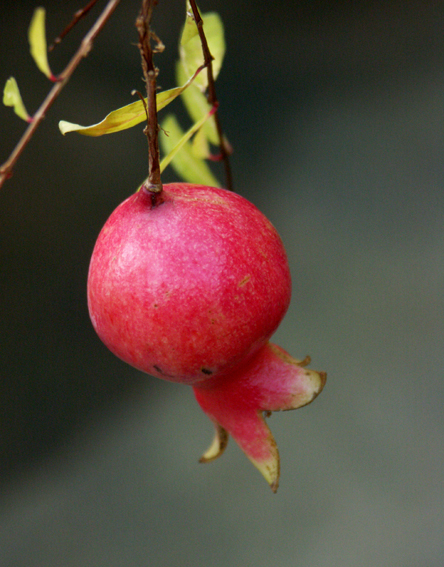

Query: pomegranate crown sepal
[{"left": 193, "top": 341, "right": 326, "bottom": 492}]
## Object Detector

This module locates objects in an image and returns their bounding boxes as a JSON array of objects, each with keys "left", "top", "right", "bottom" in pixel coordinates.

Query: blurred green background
[{"left": 0, "top": 0, "right": 442, "bottom": 565}]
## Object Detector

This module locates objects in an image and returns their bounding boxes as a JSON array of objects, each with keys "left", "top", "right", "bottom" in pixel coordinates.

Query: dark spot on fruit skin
[
  {"left": 201, "top": 368, "right": 213, "bottom": 375},
  {"left": 153, "top": 364, "right": 174, "bottom": 378}
]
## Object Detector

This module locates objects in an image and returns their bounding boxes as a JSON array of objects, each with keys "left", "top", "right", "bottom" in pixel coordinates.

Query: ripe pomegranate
[{"left": 87, "top": 183, "right": 326, "bottom": 491}]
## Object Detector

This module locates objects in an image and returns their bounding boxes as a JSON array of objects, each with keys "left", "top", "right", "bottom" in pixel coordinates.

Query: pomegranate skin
[{"left": 87, "top": 183, "right": 292, "bottom": 385}]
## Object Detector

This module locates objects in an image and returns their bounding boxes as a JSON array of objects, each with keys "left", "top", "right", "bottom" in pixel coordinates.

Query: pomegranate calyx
[{"left": 193, "top": 342, "right": 326, "bottom": 492}]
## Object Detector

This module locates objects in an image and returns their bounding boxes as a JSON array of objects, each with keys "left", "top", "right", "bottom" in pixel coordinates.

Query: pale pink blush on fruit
[{"left": 87, "top": 183, "right": 326, "bottom": 491}]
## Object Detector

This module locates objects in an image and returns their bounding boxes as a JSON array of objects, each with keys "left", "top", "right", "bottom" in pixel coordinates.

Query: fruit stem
[
  {"left": 136, "top": 0, "right": 163, "bottom": 196},
  {"left": 188, "top": 0, "right": 233, "bottom": 192}
]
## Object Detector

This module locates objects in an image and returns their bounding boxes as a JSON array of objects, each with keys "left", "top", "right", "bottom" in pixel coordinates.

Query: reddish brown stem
[
  {"left": 0, "top": 0, "right": 121, "bottom": 189},
  {"left": 136, "top": 0, "right": 163, "bottom": 196},
  {"left": 188, "top": 0, "right": 233, "bottom": 191},
  {"left": 49, "top": 0, "right": 100, "bottom": 51}
]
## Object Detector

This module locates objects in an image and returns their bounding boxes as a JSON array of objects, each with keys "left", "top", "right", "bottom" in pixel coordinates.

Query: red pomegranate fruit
[{"left": 87, "top": 183, "right": 326, "bottom": 491}]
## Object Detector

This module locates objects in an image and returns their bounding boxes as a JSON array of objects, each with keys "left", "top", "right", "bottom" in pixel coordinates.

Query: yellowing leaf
[
  {"left": 180, "top": 11, "right": 225, "bottom": 92},
  {"left": 160, "top": 114, "right": 220, "bottom": 187},
  {"left": 28, "top": 7, "right": 54, "bottom": 80},
  {"left": 2, "top": 77, "right": 31, "bottom": 122},
  {"left": 59, "top": 70, "right": 202, "bottom": 136},
  {"left": 59, "top": 99, "right": 148, "bottom": 136}
]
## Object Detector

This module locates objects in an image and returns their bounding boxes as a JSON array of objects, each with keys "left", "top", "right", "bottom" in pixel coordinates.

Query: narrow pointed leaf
[
  {"left": 28, "top": 7, "right": 54, "bottom": 80},
  {"left": 159, "top": 114, "right": 220, "bottom": 187},
  {"left": 3, "top": 77, "right": 31, "bottom": 122},
  {"left": 160, "top": 109, "right": 212, "bottom": 169},
  {"left": 59, "top": 69, "right": 202, "bottom": 136},
  {"left": 180, "top": 11, "right": 225, "bottom": 91}
]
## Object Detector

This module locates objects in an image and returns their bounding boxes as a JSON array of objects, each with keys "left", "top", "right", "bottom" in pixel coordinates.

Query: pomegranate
[{"left": 88, "top": 183, "right": 326, "bottom": 491}]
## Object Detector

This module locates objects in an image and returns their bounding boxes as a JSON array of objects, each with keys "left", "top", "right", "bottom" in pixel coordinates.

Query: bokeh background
[{"left": 0, "top": 0, "right": 442, "bottom": 565}]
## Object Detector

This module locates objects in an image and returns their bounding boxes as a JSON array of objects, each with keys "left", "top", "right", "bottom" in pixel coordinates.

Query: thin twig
[
  {"left": 49, "top": 0, "right": 100, "bottom": 51},
  {"left": 136, "top": 0, "right": 163, "bottom": 196},
  {"left": 0, "top": 0, "right": 121, "bottom": 189},
  {"left": 188, "top": 0, "right": 233, "bottom": 191}
]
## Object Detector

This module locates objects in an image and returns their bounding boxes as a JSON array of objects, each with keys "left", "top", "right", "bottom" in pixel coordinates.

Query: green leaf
[
  {"left": 160, "top": 107, "right": 215, "bottom": 170},
  {"left": 59, "top": 70, "right": 201, "bottom": 136},
  {"left": 180, "top": 9, "right": 225, "bottom": 91},
  {"left": 176, "top": 61, "right": 218, "bottom": 145},
  {"left": 3, "top": 77, "right": 31, "bottom": 122},
  {"left": 191, "top": 126, "right": 211, "bottom": 159},
  {"left": 160, "top": 114, "right": 220, "bottom": 187},
  {"left": 28, "top": 7, "right": 54, "bottom": 80},
  {"left": 180, "top": 1, "right": 199, "bottom": 46}
]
